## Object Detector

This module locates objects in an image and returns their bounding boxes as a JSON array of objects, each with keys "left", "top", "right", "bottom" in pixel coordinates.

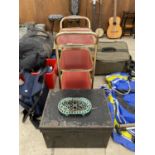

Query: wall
[{"left": 19, "top": 0, "right": 135, "bottom": 31}]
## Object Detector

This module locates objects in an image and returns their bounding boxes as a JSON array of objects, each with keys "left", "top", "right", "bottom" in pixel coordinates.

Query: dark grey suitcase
[{"left": 95, "top": 41, "right": 130, "bottom": 75}]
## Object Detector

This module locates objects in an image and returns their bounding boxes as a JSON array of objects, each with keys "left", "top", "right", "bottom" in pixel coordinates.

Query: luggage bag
[{"left": 95, "top": 41, "right": 130, "bottom": 75}]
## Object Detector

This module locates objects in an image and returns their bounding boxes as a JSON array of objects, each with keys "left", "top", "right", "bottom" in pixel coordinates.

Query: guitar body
[{"left": 107, "top": 16, "right": 122, "bottom": 39}]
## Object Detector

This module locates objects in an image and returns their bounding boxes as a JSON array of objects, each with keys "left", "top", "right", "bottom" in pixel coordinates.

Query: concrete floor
[{"left": 19, "top": 36, "right": 135, "bottom": 155}]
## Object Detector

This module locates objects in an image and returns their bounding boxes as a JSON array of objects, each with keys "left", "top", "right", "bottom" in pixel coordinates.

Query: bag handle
[{"left": 112, "top": 79, "right": 131, "bottom": 95}]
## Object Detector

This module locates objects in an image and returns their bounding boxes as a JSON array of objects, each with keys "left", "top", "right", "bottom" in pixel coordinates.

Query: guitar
[{"left": 107, "top": 0, "right": 122, "bottom": 39}]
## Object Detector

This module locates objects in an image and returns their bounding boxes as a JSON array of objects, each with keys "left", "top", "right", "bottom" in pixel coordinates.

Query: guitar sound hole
[{"left": 113, "top": 22, "right": 117, "bottom": 25}]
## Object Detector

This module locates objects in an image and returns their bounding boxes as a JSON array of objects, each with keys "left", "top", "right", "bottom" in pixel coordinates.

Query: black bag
[
  {"left": 128, "top": 59, "right": 135, "bottom": 78},
  {"left": 19, "top": 67, "right": 49, "bottom": 128},
  {"left": 19, "top": 27, "right": 53, "bottom": 71}
]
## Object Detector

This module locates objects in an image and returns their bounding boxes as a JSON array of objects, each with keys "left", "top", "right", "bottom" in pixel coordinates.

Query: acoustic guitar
[{"left": 107, "top": 0, "right": 122, "bottom": 39}]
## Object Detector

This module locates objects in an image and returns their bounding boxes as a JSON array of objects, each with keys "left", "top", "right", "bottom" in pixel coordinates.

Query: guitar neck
[
  {"left": 99, "top": 0, "right": 103, "bottom": 27},
  {"left": 113, "top": 0, "right": 117, "bottom": 22},
  {"left": 92, "top": 0, "right": 97, "bottom": 31}
]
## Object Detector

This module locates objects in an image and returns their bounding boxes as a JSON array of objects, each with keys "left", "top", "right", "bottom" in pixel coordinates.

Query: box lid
[
  {"left": 97, "top": 41, "right": 130, "bottom": 62},
  {"left": 40, "top": 89, "right": 113, "bottom": 129}
]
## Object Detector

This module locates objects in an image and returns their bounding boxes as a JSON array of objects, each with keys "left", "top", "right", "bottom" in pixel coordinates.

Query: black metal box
[{"left": 40, "top": 89, "right": 113, "bottom": 148}]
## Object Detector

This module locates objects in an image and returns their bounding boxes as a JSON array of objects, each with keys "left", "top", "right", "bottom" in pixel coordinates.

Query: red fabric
[
  {"left": 60, "top": 48, "right": 92, "bottom": 70},
  {"left": 56, "top": 34, "right": 96, "bottom": 45},
  {"left": 61, "top": 72, "right": 91, "bottom": 90}
]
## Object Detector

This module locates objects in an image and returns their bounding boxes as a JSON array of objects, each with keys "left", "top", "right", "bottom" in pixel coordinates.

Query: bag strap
[
  {"left": 116, "top": 94, "right": 135, "bottom": 114},
  {"left": 30, "top": 115, "right": 40, "bottom": 129},
  {"left": 21, "top": 110, "right": 40, "bottom": 129},
  {"left": 22, "top": 83, "right": 44, "bottom": 123},
  {"left": 112, "top": 79, "right": 131, "bottom": 95}
]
